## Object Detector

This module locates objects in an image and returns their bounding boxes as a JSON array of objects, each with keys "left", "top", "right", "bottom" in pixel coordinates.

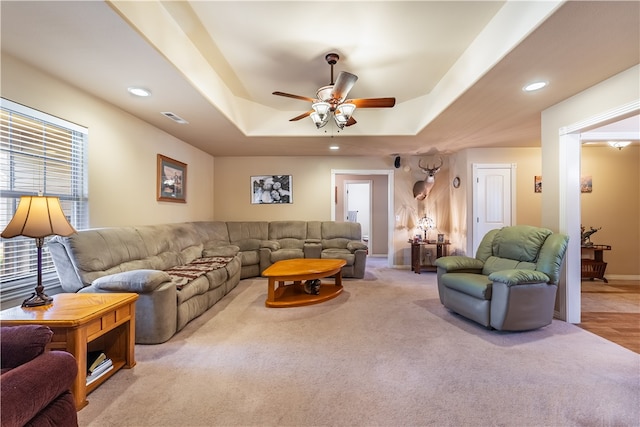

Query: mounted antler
[{"left": 413, "top": 157, "right": 443, "bottom": 200}]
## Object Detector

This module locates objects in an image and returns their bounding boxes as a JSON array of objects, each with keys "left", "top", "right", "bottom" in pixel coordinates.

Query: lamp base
[{"left": 22, "top": 292, "right": 53, "bottom": 308}]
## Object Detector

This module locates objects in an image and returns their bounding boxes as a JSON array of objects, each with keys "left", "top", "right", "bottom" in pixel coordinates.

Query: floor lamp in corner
[{"left": 1, "top": 195, "right": 77, "bottom": 307}]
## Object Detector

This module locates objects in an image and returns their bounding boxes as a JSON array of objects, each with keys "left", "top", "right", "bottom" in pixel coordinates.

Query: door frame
[{"left": 331, "top": 169, "right": 394, "bottom": 267}]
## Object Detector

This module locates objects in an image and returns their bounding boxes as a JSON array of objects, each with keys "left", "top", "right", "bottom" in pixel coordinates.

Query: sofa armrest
[
  {"left": 434, "top": 256, "right": 484, "bottom": 273},
  {"left": 488, "top": 269, "right": 550, "bottom": 286},
  {"left": 1, "top": 351, "right": 77, "bottom": 427},
  {"left": 0, "top": 325, "right": 53, "bottom": 369},
  {"left": 92, "top": 269, "right": 171, "bottom": 293},
  {"left": 202, "top": 245, "right": 240, "bottom": 257},
  {"left": 347, "top": 241, "right": 368, "bottom": 252},
  {"left": 260, "top": 240, "right": 281, "bottom": 251}
]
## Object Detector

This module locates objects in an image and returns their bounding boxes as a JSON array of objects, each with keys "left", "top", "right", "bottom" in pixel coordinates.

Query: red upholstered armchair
[{"left": 1, "top": 325, "right": 78, "bottom": 427}]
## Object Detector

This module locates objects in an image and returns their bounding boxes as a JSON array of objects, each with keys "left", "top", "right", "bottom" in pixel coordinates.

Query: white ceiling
[{"left": 1, "top": 1, "right": 638, "bottom": 157}]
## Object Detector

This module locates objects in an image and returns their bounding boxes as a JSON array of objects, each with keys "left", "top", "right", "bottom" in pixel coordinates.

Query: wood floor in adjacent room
[{"left": 580, "top": 279, "right": 640, "bottom": 354}]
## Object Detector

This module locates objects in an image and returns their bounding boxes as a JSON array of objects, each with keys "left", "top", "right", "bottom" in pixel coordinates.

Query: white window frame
[{"left": 1, "top": 98, "right": 88, "bottom": 308}]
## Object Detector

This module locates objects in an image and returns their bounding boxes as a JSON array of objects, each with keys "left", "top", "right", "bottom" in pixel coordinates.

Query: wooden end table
[
  {"left": 0, "top": 292, "right": 137, "bottom": 410},
  {"left": 262, "top": 258, "right": 346, "bottom": 307},
  {"left": 409, "top": 241, "right": 450, "bottom": 273}
]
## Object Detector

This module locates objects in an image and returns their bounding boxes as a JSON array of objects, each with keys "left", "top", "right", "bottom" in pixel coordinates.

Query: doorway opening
[{"left": 331, "top": 169, "right": 394, "bottom": 267}]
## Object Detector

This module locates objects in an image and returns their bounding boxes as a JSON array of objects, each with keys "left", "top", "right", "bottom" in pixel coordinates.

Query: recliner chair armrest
[
  {"left": 434, "top": 256, "right": 484, "bottom": 272},
  {"left": 488, "top": 269, "right": 550, "bottom": 286},
  {"left": 92, "top": 269, "right": 171, "bottom": 293},
  {"left": 260, "top": 240, "right": 280, "bottom": 251},
  {"left": 347, "top": 241, "right": 367, "bottom": 252}
]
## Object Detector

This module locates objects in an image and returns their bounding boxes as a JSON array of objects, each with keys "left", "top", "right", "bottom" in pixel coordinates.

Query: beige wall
[
  {"left": 1, "top": 54, "right": 214, "bottom": 227},
  {"left": 581, "top": 146, "right": 639, "bottom": 275},
  {"left": 212, "top": 156, "right": 392, "bottom": 221}
]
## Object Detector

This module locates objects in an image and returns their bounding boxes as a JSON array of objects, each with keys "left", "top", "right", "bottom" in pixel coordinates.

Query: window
[{"left": 1, "top": 98, "right": 88, "bottom": 303}]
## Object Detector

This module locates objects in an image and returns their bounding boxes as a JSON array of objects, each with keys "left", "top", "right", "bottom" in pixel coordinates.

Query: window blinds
[{"left": 0, "top": 98, "right": 88, "bottom": 298}]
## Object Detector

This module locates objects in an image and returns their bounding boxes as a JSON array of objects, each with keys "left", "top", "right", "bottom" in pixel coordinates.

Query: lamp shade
[{"left": 1, "top": 196, "right": 76, "bottom": 239}]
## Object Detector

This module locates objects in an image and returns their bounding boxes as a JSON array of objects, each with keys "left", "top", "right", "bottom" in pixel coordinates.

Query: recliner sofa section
[{"left": 49, "top": 220, "right": 367, "bottom": 344}]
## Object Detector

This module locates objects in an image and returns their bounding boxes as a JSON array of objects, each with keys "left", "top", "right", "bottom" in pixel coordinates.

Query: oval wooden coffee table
[{"left": 262, "top": 258, "right": 347, "bottom": 307}]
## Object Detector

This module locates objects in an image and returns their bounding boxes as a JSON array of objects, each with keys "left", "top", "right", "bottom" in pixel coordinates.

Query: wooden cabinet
[
  {"left": 581, "top": 245, "right": 611, "bottom": 283},
  {"left": 409, "top": 241, "right": 450, "bottom": 273}
]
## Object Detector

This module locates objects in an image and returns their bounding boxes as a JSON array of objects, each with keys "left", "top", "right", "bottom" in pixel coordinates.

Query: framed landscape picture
[
  {"left": 251, "top": 175, "right": 292, "bottom": 204},
  {"left": 157, "top": 154, "right": 187, "bottom": 203}
]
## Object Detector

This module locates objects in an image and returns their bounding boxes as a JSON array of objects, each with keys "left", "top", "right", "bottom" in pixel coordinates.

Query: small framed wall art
[
  {"left": 157, "top": 154, "right": 187, "bottom": 203},
  {"left": 534, "top": 175, "right": 542, "bottom": 193},
  {"left": 251, "top": 175, "right": 292, "bottom": 204}
]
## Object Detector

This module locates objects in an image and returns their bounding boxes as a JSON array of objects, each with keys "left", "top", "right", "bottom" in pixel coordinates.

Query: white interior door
[
  {"left": 345, "top": 180, "right": 371, "bottom": 244},
  {"left": 472, "top": 164, "right": 515, "bottom": 255}
]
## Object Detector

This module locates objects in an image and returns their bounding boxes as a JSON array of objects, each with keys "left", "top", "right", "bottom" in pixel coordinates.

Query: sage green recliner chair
[{"left": 434, "top": 225, "right": 569, "bottom": 331}]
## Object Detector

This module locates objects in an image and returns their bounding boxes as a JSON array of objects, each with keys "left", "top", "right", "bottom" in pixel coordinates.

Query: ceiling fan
[{"left": 272, "top": 53, "right": 396, "bottom": 130}]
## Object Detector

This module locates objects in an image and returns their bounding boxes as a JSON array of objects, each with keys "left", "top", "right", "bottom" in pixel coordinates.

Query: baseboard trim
[{"left": 604, "top": 274, "right": 640, "bottom": 281}]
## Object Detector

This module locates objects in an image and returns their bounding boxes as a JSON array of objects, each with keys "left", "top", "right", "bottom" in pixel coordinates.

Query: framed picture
[
  {"left": 437, "top": 233, "right": 445, "bottom": 243},
  {"left": 581, "top": 175, "right": 592, "bottom": 193},
  {"left": 251, "top": 175, "right": 292, "bottom": 204},
  {"left": 157, "top": 154, "right": 187, "bottom": 203},
  {"left": 534, "top": 175, "right": 542, "bottom": 193}
]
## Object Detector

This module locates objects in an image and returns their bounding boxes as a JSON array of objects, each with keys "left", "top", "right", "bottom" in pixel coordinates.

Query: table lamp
[
  {"left": 417, "top": 215, "right": 435, "bottom": 241},
  {"left": 1, "top": 195, "right": 76, "bottom": 307}
]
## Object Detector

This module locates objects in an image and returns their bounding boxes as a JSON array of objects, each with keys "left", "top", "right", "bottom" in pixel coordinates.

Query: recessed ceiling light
[
  {"left": 523, "top": 81, "right": 547, "bottom": 92},
  {"left": 329, "top": 145, "right": 339, "bottom": 150},
  {"left": 127, "top": 87, "right": 151, "bottom": 97}
]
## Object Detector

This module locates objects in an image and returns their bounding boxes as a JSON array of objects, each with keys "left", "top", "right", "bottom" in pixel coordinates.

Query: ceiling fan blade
[
  {"left": 346, "top": 117, "right": 357, "bottom": 127},
  {"left": 273, "top": 91, "right": 316, "bottom": 103},
  {"left": 347, "top": 97, "right": 396, "bottom": 108},
  {"left": 289, "top": 110, "right": 313, "bottom": 121},
  {"left": 331, "top": 71, "right": 358, "bottom": 101}
]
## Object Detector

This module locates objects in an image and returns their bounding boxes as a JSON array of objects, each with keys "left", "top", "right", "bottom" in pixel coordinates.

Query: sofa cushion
[
  {"left": 321, "top": 249, "right": 355, "bottom": 265},
  {"left": 240, "top": 250, "right": 260, "bottom": 266},
  {"left": 180, "top": 244, "right": 204, "bottom": 265},
  {"left": 482, "top": 256, "right": 536, "bottom": 276},
  {"left": 271, "top": 249, "right": 305, "bottom": 262},
  {"left": 177, "top": 275, "right": 211, "bottom": 305},
  {"left": 491, "top": 225, "right": 552, "bottom": 262},
  {"left": 202, "top": 245, "right": 240, "bottom": 257},
  {"left": 322, "top": 237, "right": 351, "bottom": 250},
  {"left": 268, "top": 221, "right": 307, "bottom": 240},
  {"left": 442, "top": 273, "right": 492, "bottom": 300}
]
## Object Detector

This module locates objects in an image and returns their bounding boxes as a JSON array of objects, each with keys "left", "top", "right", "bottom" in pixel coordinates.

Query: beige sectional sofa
[{"left": 49, "top": 221, "right": 367, "bottom": 344}]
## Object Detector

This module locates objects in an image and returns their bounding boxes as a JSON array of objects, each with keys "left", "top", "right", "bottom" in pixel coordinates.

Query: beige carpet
[{"left": 78, "top": 259, "right": 640, "bottom": 426}]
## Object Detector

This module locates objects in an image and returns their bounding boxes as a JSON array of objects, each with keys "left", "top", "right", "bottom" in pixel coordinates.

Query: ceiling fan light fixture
[
  {"left": 337, "top": 103, "right": 356, "bottom": 120},
  {"left": 607, "top": 140, "right": 631, "bottom": 150},
  {"left": 334, "top": 114, "right": 348, "bottom": 129},
  {"left": 310, "top": 112, "right": 328, "bottom": 129},
  {"left": 312, "top": 101, "right": 331, "bottom": 121}
]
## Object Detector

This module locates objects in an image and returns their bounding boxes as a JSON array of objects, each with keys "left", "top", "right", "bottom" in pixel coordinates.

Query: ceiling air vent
[{"left": 161, "top": 112, "right": 189, "bottom": 124}]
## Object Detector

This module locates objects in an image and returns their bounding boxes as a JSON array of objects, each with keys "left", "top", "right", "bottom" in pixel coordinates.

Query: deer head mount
[{"left": 413, "top": 157, "right": 443, "bottom": 200}]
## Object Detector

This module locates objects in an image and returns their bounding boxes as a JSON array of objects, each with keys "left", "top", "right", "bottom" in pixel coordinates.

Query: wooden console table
[
  {"left": 409, "top": 241, "right": 450, "bottom": 273},
  {"left": 581, "top": 244, "right": 611, "bottom": 283},
  {"left": 0, "top": 292, "right": 137, "bottom": 410}
]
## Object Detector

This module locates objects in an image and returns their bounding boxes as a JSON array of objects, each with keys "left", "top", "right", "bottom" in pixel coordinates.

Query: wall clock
[{"left": 452, "top": 177, "right": 461, "bottom": 188}]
